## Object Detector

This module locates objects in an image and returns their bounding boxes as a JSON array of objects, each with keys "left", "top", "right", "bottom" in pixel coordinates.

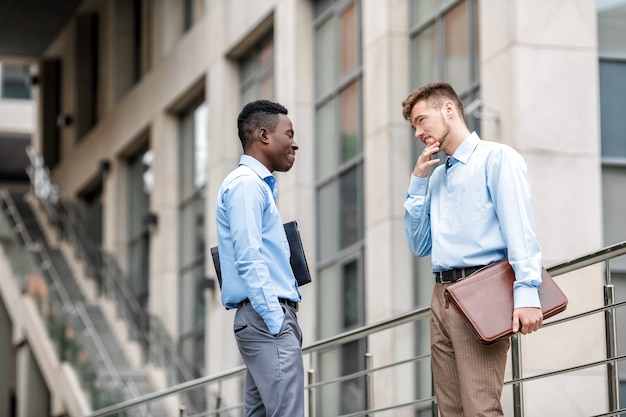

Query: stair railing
[
  {"left": 0, "top": 190, "right": 144, "bottom": 415},
  {"left": 24, "top": 147, "right": 197, "bottom": 402},
  {"left": 76, "top": 303, "right": 150, "bottom": 417}
]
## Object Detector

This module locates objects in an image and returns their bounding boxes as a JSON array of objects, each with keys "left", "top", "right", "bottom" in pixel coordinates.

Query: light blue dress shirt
[
  {"left": 216, "top": 155, "right": 301, "bottom": 334},
  {"left": 404, "top": 132, "right": 542, "bottom": 309}
]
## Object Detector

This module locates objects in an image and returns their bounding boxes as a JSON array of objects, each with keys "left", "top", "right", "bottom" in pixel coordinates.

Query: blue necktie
[{"left": 264, "top": 176, "right": 278, "bottom": 201}]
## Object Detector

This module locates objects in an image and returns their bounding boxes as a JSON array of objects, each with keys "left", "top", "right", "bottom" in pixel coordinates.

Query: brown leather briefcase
[{"left": 443, "top": 260, "right": 568, "bottom": 344}]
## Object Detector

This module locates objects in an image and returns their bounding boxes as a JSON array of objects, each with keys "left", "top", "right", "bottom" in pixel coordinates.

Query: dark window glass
[
  {"left": 178, "top": 99, "right": 207, "bottom": 378},
  {"left": 240, "top": 33, "right": 274, "bottom": 103},
  {"left": 1, "top": 64, "right": 31, "bottom": 100},
  {"left": 314, "top": 1, "right": 365, "bottom": 414}
]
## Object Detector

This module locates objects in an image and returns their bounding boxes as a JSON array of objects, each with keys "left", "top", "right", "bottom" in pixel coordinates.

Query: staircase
[{"left": 0, "top": 190, "right": 170, "bottom": 417}]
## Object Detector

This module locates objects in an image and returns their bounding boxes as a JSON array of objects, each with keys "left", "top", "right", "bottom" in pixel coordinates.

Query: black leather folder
[{"left": 211, "top": 221, "right": 312, "bottom": 290}]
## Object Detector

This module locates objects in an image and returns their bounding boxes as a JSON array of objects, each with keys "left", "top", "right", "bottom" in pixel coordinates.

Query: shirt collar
[
  {"left": 239, "top": 154, "right": 272, "bottom": 180},
  {"left": 239, "top": 154, "right": 278, "bottom": 199},
  {"left": 450, "top": 131, "right": 480, "bottom": 165}
]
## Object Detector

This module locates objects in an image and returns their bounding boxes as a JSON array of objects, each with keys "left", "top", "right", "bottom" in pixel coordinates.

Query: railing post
[
  {"left": 215, "top": 393, "right": 222, "bottom": 417},
  {"left": 365, "top": 352, "right": 373, "bottom": 414},
  {"left": 307, "top": 369, "right": 316, "bottom": 417},
  {"left": 604, "top": 259, "right": 621, "bottom": 412},
  {"left": 214, "top": 380, "right": 223, "bottom": 417},
  {"left": 511, "top": 334, "right": 524, "bottom": 417}
]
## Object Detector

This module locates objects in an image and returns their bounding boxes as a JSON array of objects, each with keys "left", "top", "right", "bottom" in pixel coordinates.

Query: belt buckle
[
  {"left": 454, "top": 268, "right": 467, "bottom": 282},
  {"left": 437, "top": 271, "right": 452, "bottom": 284},
  {"left": 437, "top": 269, "right": 465, "bottom": 283},
  {"left": 285, "top": 300, "right": 299, "bottom": 312}
]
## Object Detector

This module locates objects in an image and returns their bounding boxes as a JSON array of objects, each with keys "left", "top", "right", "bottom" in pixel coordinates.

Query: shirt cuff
[
  {"left": 513, "top": 286, "right": 541, "bottom": 309},
  {"left": 265, "top": 308, "right": 285, "bottom": 335},
  {"left": 408, "top": 175, "right": 428, "bottom": 195}
]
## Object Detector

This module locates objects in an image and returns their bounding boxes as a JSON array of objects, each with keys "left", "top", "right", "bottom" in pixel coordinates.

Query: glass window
[
  {"left": 314, "top": 0, "right": 335, "bottom": 17},
  {"left": 315, "top": 165, "right": 364, "bottom": 258},
  {"left": 340, "top": 82, "right": 361, "bottom": 162},
  {"left": 411, "top": 0, "right": 437, "bottom": 27},
  {"left": 443, "top": 1, "right": 470, "bottom": 92},
  {"left": 114, "top": 0, "right": 150, "bottom": 98},
  {"left": 408, "top": 2, "right": 479, "bottom": 414},
  {"left": 412, "top": 25, "right": 438, "bottom": 87},
  {"left": 598, "top": 0, "right": 626, "bottom": 58},
  {"left": 602, "top": 167, "right": 626, "bottom": 248},
  {"left": 239, "top": 33, "right": 274, "bottom": 102},
  {"left": 314, "top": 0, "right": 365, "bottom": 414},
  {"left": 127, "top": 147, "right": 151, "bottom": 316},
  {"left": 597, "top": 0, "right": 626, "bottom": 257},
  {"left": 316, "top": 181, "right": 338, "bottom": 260},
  {"left": 599, "top": 62, "right": 626, "bottom": 158},
  {"left": 318, "top": 258, "right": 366, "bottom": 416},
  {"left": 339, "top": 165, "right": 362, "bottom": 248},
  {"left": 178, "top": 99, "right": 208, "bottom": 378},
  {"left": 316, "top": 98, "right": 337, "bottom": 179},
  {"left": 315, "top": 18, "right": 335, "bottom": 99},
  {"left": 184, "top": 0, "right": 206, "bottom": 32},
  {"left": 409, "top": 0, "right": 479, "bottom": 97},
  {"left": 340, "top": 3, "right": 358, "bottom": 75},
  {"left": 0, "top": 63, "right": 31, "bottom": 100}
]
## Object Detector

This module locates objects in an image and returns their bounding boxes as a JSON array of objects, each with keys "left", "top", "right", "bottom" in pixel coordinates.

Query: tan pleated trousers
[{"left": 430, "top": 283, "right": 510, "bottom": 417}]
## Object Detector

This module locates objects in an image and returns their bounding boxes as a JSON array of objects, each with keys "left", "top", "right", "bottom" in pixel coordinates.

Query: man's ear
[
  {"left": 443, "top": 101, "right": 454, "bottom": 118},
  {"left": 259, "top": 128, "right": 270, "bottom": 144}
]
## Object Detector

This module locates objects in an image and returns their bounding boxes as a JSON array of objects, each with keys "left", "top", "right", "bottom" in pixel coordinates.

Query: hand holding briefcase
[{"left": 443, "top": 260, "right": 568, "bottom": 344}]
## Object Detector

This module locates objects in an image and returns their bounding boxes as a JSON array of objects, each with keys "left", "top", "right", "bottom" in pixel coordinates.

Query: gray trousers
[{"left": 234, "top": 303, "right": 304, "bottom": 417}]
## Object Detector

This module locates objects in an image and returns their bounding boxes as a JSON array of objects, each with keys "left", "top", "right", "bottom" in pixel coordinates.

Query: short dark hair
[
  {"left": 401, "top": 82, "right": 465, "bottom": 121},
  {"left": 237, "top": 100, "right": 288, "bottom": 149}
]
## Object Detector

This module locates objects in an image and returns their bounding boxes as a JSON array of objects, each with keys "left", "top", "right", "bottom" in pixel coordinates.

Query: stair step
[{"left": 1, "top": 193, "right": 163, "bottom": 409}]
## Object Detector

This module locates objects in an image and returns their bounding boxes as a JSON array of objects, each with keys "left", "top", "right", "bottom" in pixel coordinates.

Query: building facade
[{"left": 0, "top": 0, "right": 624, "bottom": 416}]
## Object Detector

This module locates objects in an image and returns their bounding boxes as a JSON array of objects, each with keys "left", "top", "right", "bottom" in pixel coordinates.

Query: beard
[{"left": 434, "top": 114, "right": 452, "bottom": 154}]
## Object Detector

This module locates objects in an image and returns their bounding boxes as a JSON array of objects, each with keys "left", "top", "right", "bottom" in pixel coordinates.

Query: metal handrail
[
  {"left": 547, "top": 240, "right": 626, "bottom": 276},
  {"left": 2, "top": 192, "right": 73, "bottom": 308},
  {"left": 74, "top": 303, "right": 125, "bottom": 392},
  {"left": 85, "top": 239, "right": 626, "bottom": 417},
  {"left": 83, "top": 306, "right": 432, "bottom": 417}
]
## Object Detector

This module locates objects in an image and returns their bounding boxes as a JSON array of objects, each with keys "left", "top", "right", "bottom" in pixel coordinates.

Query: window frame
[
  {"left": 313, "top": 0, "right": 367, "bottom": 414},
  {"left": 177, "top": 97, "right": 208, "bottom": 378}
]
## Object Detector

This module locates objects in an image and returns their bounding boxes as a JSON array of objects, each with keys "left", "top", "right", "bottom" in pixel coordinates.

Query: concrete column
[
  {"left": 361, "top": 0, "right": 416, "bottom": 413},
  {"left": 16, "top": 343, "right": 50, "bottom": 417},
  {"left": 480, "top": 1, "right": 607, "bottom": 415},
  {"left": 148, "top": 112, "right": 180, "bottom": 335},
  {"left": 273, "top": 0, "right": 316, "bottom": 344}
]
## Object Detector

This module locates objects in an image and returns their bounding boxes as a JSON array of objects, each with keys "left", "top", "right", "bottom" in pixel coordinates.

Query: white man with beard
[{"left": 402, "top": 82, "right": 543, "bottom": 416}]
